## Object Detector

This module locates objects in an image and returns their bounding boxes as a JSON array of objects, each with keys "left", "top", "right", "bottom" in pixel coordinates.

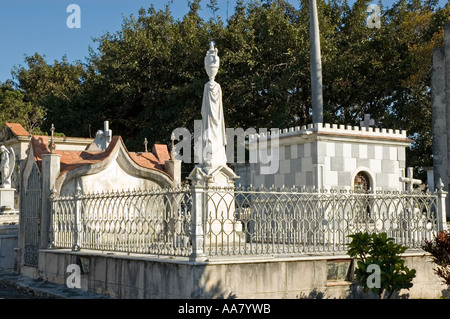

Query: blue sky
[{"left": 0, "top": 0, "right": 447, "bottom": 83}]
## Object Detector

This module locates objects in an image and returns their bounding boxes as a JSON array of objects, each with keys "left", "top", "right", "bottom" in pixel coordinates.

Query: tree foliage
[
  {"left": 11, "top": 53, "right": 88, "bottom": 136},
  {"left": 0, "top": 80, "right": 44, "bottom": 133},
  {"left": 3, "top": 0, "right": 449, "bottom": 169}
]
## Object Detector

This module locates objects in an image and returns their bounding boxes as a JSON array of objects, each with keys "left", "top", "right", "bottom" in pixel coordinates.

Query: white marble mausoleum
[{"left": 241, "top": 122, "right": 412, "bottom": 193}]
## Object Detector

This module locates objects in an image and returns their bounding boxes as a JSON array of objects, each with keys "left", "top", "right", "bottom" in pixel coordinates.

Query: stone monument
[
  {"left": 0, "top": 145, "right": 14, "bottom": 188},
  {"left": 164, "top": 133, "right": 182, "bottom": 187},
  {"left": 0, "top": 145, "right": 16, "bottom": 212},
  {"left": 86, "top": 121, "right": 113, "bottom": 151},
  {"left": 189, "top": 42, "right": 243, "bottom": 252},
  {"left": 189, "top": 42, "right": 238, "bottom": 182},
  {"left": 0, "top": 145, "right": 18, "bottom": 271},
  {"left": 246, "top": 123, "right": 411, "bottom": 193},
  {"left": 200, "top": 42, "right": 228, "bottom": 170},
  {"left": 431, "top": 22, "right": 450, "bottom": 218}
]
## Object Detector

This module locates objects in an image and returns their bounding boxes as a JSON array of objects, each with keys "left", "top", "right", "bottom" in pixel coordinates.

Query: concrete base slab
[{"left": 36, "top": 249, "right": 449, "bottom": 299}]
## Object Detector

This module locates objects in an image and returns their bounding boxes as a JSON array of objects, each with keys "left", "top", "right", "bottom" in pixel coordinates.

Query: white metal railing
[
  {"left": 49, "top": 186, "right": 192, "bottom": 256},
  {"left": 48, "top": 184, "right": 447, "bottom": 258},
  {"left": 203, "top": 186, "right": 443, "bottom": 256}
]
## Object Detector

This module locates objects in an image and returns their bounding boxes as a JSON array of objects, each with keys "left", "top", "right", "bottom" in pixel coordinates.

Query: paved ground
[
  {"left": 0, "top": 271, "right": 112, "bottom": 299},
  {"left": 0, "top": 282, "right": 38, "bottom": 299}
]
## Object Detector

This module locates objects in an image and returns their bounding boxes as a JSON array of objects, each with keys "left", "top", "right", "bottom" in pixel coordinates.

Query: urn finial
[{"left": 204, "top": 42, "right": 219, "bottom": 81}]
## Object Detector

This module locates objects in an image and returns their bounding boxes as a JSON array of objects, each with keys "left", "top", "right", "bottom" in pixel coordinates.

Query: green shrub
[
  {"left": 347, "top": 232, "right": 416, "bottom": 299},
  {"left": 422, "top": 231, "right": 450, "bottom": 286}
]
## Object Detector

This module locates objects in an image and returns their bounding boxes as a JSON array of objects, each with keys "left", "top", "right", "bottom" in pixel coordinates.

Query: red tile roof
[
  {"left": 5, "top": 123, "right": 29, "bottom": 137},
  {"left": 129, "top": 151, "right": 166, "bottom": 172},
  {"left": 152, "top": 144, "right": 171, "bottom": 163},
  {"left": 31, "top": 135, "right": 106, "bottom": 174},
  {"left": 30, "top": 135, "right": 172, "bottom": 179}
]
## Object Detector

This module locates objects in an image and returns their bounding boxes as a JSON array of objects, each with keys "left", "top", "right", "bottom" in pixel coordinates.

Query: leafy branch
[{"left": 347, "top": 232, "right": 416, "bottom": 299}]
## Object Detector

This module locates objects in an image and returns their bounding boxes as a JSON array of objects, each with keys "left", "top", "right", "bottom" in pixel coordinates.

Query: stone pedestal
[
  {"left": 0, "top": 188, "right": 16, "bottom": 212},
  {"left": 41, "top": 153, "right": 61, "bottom": 249},
  {"left": 0, "top": 189, "right": 19, "bottom": 271},
  {"left": 187, "top": 42, "right": 245, "bottom": 258},
  {"left": 0, "top": 224, "right": 19, "bottom": 271},
  {"left": 189, "top": 165, "right": 245, "bottom": 249}
]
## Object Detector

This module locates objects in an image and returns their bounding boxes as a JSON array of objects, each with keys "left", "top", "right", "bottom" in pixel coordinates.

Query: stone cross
[
  {"left": 360, "top": 114, "right": 375, "bottom": 130},
  {"left": 400, "top": 167, "right": 422, "bottom": 193}
]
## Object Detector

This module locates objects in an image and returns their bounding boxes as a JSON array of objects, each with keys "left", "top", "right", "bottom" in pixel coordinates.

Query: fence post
[
  {"left": 436, "top": 179, "right": 448, "bottom": 232},
  {"left": 47, "top": 188, "right": 57, "bottom": 249},
  {"left": 72, "top": 185, "right": 82, "bottom": 251},
  {"left": 189, "top": 171, "right": 207, "bottom": 262},
  {"left": 40, "top": 153, "right": 61, "bottom": 250}
]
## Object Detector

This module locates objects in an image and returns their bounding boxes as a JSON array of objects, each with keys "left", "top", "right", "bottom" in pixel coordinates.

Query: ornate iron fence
[
  {"left": 48, "top": 184, "right": 447, "bottom": 258},
  {"left": 20, "top": 162, "right": 42, "bottom": 266},
  {"left": 204, "top": 186, "right": 443, "bottom": 256},
  {"left": 49, "top": 186, "right": 192, "bottom": 256}
]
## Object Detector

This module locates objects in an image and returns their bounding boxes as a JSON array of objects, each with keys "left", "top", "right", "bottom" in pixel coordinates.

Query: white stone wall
[
  {"left": 59, "top": 159, "right": 162, "bottom": 195},
  {"left": 38, "top": 249, "right": 449, "bottom": 299}
]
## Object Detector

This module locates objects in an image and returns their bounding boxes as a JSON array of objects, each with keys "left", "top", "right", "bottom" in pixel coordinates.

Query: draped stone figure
[
  {"left": 0, "top": 145, "right": 15, "bottom": 188},
  {"left": 201, "top": 42, "right": 227, "bottom": 168}
]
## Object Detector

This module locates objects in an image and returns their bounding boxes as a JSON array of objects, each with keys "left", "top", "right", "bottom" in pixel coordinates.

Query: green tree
[
  {"left": 0, "top": 81, "right": 44, "bottom": 132},
  {"left": 84, "top": 2, "right": 210, "bottom": 150},
  {"left": 12, "top": 53, "right": 87, "bottom": 136},
  {"left": 394, "top": 3, "right": 450, "bottom": 178},
  {"left": 8, "top": 0, "right": 450, "bottom": 172},
  {"left": 321, "top": 0, "right": 449, "bottom": 178},
  {"left": 221, "top": 0, "right": 311, "bottom": 130}
]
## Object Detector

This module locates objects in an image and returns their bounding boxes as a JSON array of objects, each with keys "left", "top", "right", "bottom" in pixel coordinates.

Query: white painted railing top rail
[{"left": 48, "top": 184, "right": 447, "bottom": 259}]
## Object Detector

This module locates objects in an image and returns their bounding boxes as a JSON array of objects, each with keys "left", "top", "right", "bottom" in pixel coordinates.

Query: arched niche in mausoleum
[
  {"left": 351, "top": 169, "right": 375, "bottom": 219},
  {"left": 351, "top": 168, "right": 375, "bottom": 194}
]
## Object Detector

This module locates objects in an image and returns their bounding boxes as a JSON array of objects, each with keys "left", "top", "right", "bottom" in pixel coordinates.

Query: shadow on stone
[
  {"left": 191, "top": 265, "right": 236, "bottom": 299},
  {"left": 297, "top": 288, "right": 326, "bottom": 299}
]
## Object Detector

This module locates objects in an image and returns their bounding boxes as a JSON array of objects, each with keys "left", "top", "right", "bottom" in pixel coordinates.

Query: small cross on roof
[{"left": 360, "top": 114, "right": 375, "bottom": 130}]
